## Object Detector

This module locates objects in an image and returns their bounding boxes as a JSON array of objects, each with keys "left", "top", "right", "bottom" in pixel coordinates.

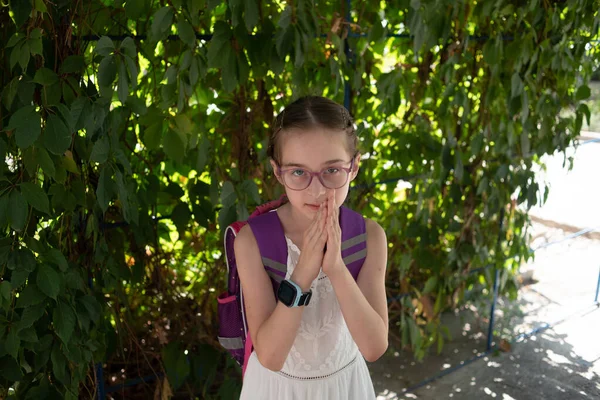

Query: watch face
[{"left": 278, "top": 281, "right": 297, "bottom": 306}]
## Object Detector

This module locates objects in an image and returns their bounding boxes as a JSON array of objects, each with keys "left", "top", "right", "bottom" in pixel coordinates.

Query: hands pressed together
[{"left": 294, "top": 189, "right": 345, "bottom": 287}]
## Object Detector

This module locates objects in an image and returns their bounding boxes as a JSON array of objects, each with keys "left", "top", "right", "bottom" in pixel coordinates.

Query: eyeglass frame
[{"left": 274, "top": 157, "right": 357, "bottom": 191}]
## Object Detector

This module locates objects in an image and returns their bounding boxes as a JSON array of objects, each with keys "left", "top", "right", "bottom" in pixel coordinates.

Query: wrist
[
  {"left": 325, "top": 260, "right": 347, "bottom": 281},
  {"left": 290, "top": 269, "right": 314, "bottom": 292}
]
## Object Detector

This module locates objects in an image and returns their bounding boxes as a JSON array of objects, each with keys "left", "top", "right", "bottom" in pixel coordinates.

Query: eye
[
  {"left": 291, "top": 169, "right": 306, "bottom": 177},
  {"left": 324, "top": 167, "right": 340, "bottom": 174}
]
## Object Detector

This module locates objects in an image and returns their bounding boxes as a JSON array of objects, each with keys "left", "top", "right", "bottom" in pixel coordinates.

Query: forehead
[{"left": 279, "top": 128, "right": 351, "bottom": 167}]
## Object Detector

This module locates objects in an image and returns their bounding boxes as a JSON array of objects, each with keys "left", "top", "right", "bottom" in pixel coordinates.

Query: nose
[{"left": 307, "top": 174, "right": 326, "bottom": 199}]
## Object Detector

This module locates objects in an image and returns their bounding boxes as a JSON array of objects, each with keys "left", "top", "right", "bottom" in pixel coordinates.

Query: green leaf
[
  {"left": 278, "top": 5, "right": 292, "bottom": 29},
  {"left": 19, "top": 327, "right": 39, "bottom": 342},
  {"left": 124, "top": 55, "right": 138, "bottom": 89},
  {"left": 62, "top": 154, "right": 80, "bottom": 174},
  {"left": 16, "top": 284, "right": 46, "bottom": 308},
  {"left": 207, "top": 22, "right": 233, "bottom": 68},
  {"left": 23, "top": 146, "right": 38, "bottom": 176},
  {"left": 95, "top": 36, "right": 115, "bottom": 56},
  {"left": 483, "top": 38, "right": 500, "bottom": 65},
  {"left": 37, "top": 264, "right": 60, "bottom": 300},
  {"left": 1, "top": 77, "right": 19, "bottom": 110},
  {"left": 221, "top": 46, "right": 238, "bottom": 91},
  {"left": 196, "top": 136, "right": 210, "bottom": 172},
  {"left": 8, "top": 190, "right": 28, "bottom": 232},
  {"left": 29, "top": 38, "right": 43, "bottom": 57},
  {"left": 11, "top": 268, "right": 30, "bottom": 288},
  {"left": 276, "top": 25, "right": 294, "bottom": 58},
  {"left": 220, "top": 181, "right": 236, "bottom": 209},
  {"left": 6, "top": 32, "right": 23, "bottom": 48},
  {"left": 151, "top": 7, "right": 174, "bottom": 41},
  {"left": 53, "top": 301, "right": 76, "bottom": 344},
  {"left": 241, "top": 179, "right": 261, "bottom": 204},
  {"left": 43, "top": 114, "right": 72, "bottom": 155},
  {"left": 51, "top": 342, "right": 70, "bottom": 385},
  {"left": 454, "top": 151, "right": 464, "bottom": 181},
  {"left": 45, "top": 249, "right": 68, "bottom": 272},
  {"left": 20, "top": 182, "right": 50, "bottom": 214},
  {"left": 575, "top": 85, "right": 591, "bottom": 101},
  {"left": 98, "top": 55, "right": 117, "bottom": 88},
  {"left": 90, "top": 135, "right": 110, "bottom": 163},
  {"left": 0, "top": 282, "right": 11, "bottom": 301},
  {"left": 79, "top": 295, "right": 101, "bottom": 323},
  {"left": 8, "top": 248, "right": 36, "bottom": 272},
  {"left": 7, "top": 105, "right": 41, "bottom": 149},
  {"left": 178, "top": 20, "right": 196, "bottom": 48},
  {"left": 0, "top": 194, "right": 8, "bottom": 229},
  {"left": 142, "top": 122, "right": 163, "bottom": 150},
  {"left": 511, "top": 73, "right": 523, "bottom": 98},
  {"left": 125, "top": 0, "right": 146, "bottom": 19},
  {"left": 10, "top": 42, "right": 22, "bottom": 70},
  {"left": 117, "top": 58, "right": 129, "bottom": 103},
  {"left": 18, "top": 41, "right": 30, "bottom": 71},
  {"left": 33, "top": 68, "right": 59, "bottom": 86},
  {"left": 520, "top": 131, "right": 530, "bottom": 155},
  {"left": 127, "top": 96, "right": 147, "bottom": 115},
  {"left": 163, "top": 129, "right": 186, "bottom": 162},
  {"left": 115, "top": 171, "right": 138, "bottom": 225},
  {"left": 244, "top": 0, "right": 259, "bottom": 31},
  {"left": 18, "top": 306, "right": 45, "bottom": 330},
  {"left": 59, "top": 55, "right": 86, "bottom": 74},
  {"left": 119, "top": 37, "right": 137, "bottom": 58},
  {"left": 37, "top": 147, "right": 56, "bottom": 179},
  {"left": 294, "top": 26, "right": 304, "bottom": 68},
  {"left": 171, "top": 202, "right": 191, "bottom": 233},
  {"left": 5, "top": 329, "right": 20, "bottom": 359},
  {"left": 33, "top": 0, "right": 47, "bottom": 13},
  {"left": 162, "top": 342, "right": 190, "bottom": 390},
  {"left": 96, "top": 166, "right": 113, "bottom": 213},
  {"left": 0, "top": 357, "right": 23, "bottom": 381},
  {"left": 423, "top": 276, "right": 438, "bottom": 294}
]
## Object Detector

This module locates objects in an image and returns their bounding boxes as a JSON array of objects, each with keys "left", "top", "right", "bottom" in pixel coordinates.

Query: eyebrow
[{"left": 281, "top": 159, "right": 346, "bottom": 168}]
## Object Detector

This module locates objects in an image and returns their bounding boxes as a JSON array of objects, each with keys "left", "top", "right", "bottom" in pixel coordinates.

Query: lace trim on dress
[{"left": 277, "top": 356, "right": 358, "bottom": 381}]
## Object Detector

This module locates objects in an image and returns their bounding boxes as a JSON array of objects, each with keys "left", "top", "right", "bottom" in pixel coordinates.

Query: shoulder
[
  {"left": 363, "top": 218, "right": 387, "bottom": 272},
  {"left": 365, "top": 218, "right": 386, "bottom": 244},
  {"left": 233, "top": 224, "right": 260, "bottom": 261}
]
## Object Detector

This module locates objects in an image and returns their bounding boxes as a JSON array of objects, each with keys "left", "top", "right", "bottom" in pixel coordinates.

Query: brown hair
[{"left": 267, "top": 96, "right": 359, "bottom": 164}]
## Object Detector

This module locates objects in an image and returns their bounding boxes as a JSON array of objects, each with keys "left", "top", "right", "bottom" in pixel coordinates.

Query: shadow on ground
[{"left": 370, "top": 242, "right": 600, "bottom": 400}]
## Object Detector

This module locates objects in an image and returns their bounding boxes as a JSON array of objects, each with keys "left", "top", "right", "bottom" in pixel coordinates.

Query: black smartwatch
[{"left": 277, "top": 279, "right": 312, "bottom": 307}]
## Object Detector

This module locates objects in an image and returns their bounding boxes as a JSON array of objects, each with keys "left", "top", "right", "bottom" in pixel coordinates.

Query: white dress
[{"left": 239, "top": 237, "right": 376, "bottom": 400}]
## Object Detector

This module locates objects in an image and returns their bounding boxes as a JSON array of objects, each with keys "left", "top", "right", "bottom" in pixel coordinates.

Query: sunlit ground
[{"left": 371, "top": 138, "right": 600, "bottom": 399}]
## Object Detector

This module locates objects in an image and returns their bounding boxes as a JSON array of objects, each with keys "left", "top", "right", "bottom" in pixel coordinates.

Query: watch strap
[{"left": 284, "top": 279, "right": 312, "bottom": 307}]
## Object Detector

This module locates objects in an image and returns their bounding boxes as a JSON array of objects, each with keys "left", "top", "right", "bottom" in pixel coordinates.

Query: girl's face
[{"left": 270, "top": 128, "right": 360, "bottom": 221}]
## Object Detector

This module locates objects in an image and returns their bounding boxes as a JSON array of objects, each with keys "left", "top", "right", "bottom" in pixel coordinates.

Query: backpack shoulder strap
[
  {"left": 339, "top": 206, "right": 367, "bottom": 280},
  {"left": 247, "top": 210, "right": 288, "bottom": 289}
]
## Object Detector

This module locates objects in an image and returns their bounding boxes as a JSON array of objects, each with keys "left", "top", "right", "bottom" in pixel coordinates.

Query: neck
[{"left": 285, "top": 202, "right": 313, "bottom": 234}]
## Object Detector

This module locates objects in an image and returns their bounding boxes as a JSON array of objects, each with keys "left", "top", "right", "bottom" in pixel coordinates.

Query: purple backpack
[{"left": 217, "top": 195, "right": 367, "bottom": 377}]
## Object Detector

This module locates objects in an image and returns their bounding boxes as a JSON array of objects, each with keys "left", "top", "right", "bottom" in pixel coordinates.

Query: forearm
[
  {"left": 254, "top": 269, "right": 313, "bottom": 371},
  {"left": 328, "top": 265, "right": 388, "bottom": 361},
  {"left": 254, "top": 301, "right": 303, "bottom": 371}
]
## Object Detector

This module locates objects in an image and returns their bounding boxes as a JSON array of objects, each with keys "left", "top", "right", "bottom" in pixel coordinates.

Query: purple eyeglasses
[{"left": 276, "top": 158, "right": 355, "bottom": 191}]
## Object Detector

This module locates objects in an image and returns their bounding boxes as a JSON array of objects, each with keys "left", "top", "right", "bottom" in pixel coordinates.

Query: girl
[{"left": 236, "top": 96, "right": 388, "bottom": 399}]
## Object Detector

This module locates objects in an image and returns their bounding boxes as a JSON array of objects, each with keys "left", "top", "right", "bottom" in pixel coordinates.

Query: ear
[
  {"left": 350, "top": 153, "right": 361, "bottom": 181},
  {"left": 269, "top": 159, "right": 284, "bottom": 184}
]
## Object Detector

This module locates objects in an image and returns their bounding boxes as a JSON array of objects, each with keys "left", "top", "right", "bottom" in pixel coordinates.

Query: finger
[{"left": 308, "top": 204, "right": 326, "bottom": 240}]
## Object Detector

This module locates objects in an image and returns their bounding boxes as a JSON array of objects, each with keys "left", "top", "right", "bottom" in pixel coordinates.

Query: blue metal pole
[
  {"left": 96, "top": 363, "right": 106, "bottom": 399},
  {"left": 594, "top": 264, "right": 600, "bottom": 304},
  {"left": 92, "top": 219, "right": 106, "bottom": 400},
  {"left": 343, "top": 0, "right": 351, "bottom": 111},
  {"left": 487, "top": 268, "right": 500, "bottom": 351},
  {"left": 487, "top": 210, "right": 505, "bottom": 351}
]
